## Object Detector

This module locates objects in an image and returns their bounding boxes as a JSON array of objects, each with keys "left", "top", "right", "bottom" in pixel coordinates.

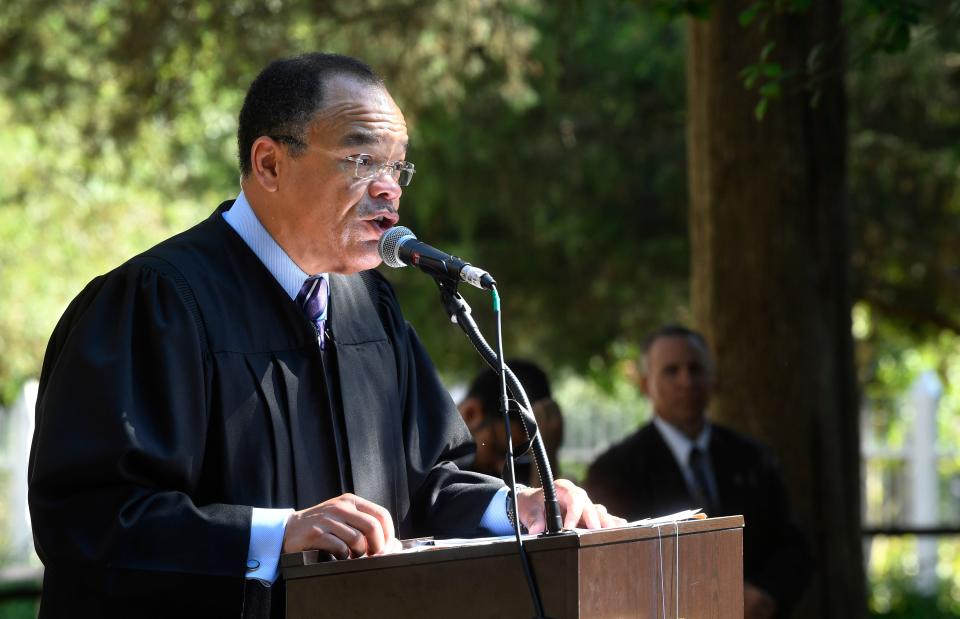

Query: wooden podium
[{"left": 282, "top": 515, "right": 744, "bottom": 618}]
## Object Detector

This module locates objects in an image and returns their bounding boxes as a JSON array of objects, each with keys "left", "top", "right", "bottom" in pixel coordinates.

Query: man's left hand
[{"left": 515, "top": 479, "right": 627, "bottom": 534}]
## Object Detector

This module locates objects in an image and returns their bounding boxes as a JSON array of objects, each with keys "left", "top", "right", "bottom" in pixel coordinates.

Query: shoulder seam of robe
[{"left": 136, "top": 255, "right": 210, "bottom": 353}]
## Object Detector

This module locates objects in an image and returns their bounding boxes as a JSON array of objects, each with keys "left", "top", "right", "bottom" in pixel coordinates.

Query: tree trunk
[{"left": 687, "top": 2, "right": 865, "bottom": 617}]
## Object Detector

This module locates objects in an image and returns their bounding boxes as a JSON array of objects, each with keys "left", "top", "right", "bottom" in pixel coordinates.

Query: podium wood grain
[{"left": 282, "top": 515, "right": 744, "bottom": 618}]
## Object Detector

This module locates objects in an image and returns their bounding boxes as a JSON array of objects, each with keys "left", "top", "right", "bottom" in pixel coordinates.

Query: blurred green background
[{"left": 1, "top": 0, "right": 959, "bottom": 616}]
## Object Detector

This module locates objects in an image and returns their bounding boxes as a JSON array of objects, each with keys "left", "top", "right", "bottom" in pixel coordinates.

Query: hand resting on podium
[
  {"left": 282, "top": 493, "right": 403, "bottom": 560},
  {"left": 515, "top": 479, "right": 627, "bottom": 534},
  {"left": 281, "top": 481, "right": 627, "bottom": 559}
]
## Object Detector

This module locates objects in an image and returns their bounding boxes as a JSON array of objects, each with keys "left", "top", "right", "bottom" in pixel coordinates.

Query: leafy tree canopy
[
  {"left": 0, "top": 0, "right": 688, "bottom": 402},
  {"left": 2, "top": 0, "right": 960, "bottom": 405}
]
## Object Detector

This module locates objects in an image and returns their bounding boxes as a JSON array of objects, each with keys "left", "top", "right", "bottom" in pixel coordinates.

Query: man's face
[
  {"left": 641, "top": 335, "right": 714, "bottom": 433},
  {"left": 463, "top": 410, "right": 528, "bottom": 478},
  {"left": 277, "top": 75, "right": 408, "bottom": 274}
]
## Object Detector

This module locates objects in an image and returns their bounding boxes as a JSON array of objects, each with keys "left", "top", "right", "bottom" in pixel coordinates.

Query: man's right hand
[
  {"left": 282, "top": 493, "right": 401, "bottom": 559},
  {"left": 744, "top": 583, "right": 777, "bottom": 619}
]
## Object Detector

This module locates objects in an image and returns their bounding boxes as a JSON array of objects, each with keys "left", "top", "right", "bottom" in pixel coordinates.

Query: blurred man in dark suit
[{"left": 585, "top": 325, "right": 811, "bottom": 619}]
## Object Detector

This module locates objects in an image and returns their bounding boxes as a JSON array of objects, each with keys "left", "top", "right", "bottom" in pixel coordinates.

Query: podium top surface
[{"left": 281, "top": 514, "right": 744, "bottom": 581}]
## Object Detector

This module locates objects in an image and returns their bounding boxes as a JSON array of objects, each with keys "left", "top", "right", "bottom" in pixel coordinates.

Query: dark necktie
[
  {"left": 296, "top": 275, "right": 329, "bottom": 349},
  {"left": 688, "top": 446, "right": 719, "bottom": 516}
]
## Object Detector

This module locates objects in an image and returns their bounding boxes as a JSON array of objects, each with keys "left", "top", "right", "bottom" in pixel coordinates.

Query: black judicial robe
[{"left": 28, "top": 202, "right": 501, "bottom": 617}]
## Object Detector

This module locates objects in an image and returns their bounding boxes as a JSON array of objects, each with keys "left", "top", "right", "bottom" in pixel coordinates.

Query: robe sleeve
[
  {"left": 367, "top": 272, "right": 505, "bottom": 537},
  {"left": 28, "top": 258, "right": 250, "bottom": 584}
]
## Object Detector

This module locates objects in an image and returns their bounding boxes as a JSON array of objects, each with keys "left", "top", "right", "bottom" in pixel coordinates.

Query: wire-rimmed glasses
[{"left": 268, "top": 135, "right": 415, "bottom": 187}]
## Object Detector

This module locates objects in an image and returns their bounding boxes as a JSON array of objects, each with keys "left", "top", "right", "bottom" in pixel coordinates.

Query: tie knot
[
  {"left": 296, "top": 275, "right": 329, "bottom": 338},
  {"left": 689, "top": 446, "right": 705, "bottom": 466}
]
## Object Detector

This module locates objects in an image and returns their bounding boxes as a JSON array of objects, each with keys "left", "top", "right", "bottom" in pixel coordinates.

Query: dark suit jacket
[
  {"left": 585, "top": 421, "right": 811, "bottom": 614},
  {"left": 28, "top": 202, "right": 501, "bottom": 617}
]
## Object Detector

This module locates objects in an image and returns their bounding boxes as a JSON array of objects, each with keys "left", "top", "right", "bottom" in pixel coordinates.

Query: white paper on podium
[
  {"left": 570, "top": 507, "right": 703, "bottom": 533},
  {"left": 394, "top": 508, "right": 704, "bottom": 555}
]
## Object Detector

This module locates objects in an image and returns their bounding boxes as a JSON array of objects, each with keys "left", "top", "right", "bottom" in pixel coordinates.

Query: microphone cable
[{"left": 492, "top": 284, "right": 549, "bottom": 619}]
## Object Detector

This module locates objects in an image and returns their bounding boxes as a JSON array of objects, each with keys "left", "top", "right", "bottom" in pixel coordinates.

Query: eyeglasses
[
  {"left": 268, "top": 135, "right": 415, "bottom": 187},
  {"left": 345, "top": 154, "right": 416, "bottom": 187}
]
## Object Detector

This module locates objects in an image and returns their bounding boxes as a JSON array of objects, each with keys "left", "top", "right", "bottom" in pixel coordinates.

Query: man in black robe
[
  {"left": 584, "top": 325, "right": 811, "bottom": 619},
  {"left": 28, "top": 53, "right": 619, "bottom": 618}
]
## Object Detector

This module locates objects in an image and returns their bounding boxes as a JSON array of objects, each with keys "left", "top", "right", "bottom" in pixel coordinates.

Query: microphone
[{"left": 378, "top": 226, "right": 496, "bottom": 290}]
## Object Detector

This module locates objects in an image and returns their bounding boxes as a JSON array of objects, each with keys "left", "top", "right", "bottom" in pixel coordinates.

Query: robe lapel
[{"left": 327, "top": 274, "right": 407, "bottom": 520}]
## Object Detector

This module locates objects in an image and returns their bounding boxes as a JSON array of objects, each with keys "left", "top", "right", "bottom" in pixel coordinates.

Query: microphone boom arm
[{"left": 436, "top": 279, "right": 564, "bottom": 535}]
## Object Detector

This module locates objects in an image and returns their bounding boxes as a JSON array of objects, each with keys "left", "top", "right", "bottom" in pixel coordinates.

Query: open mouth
[{"left": 367, "top": 213, "right": 398, "bottom": 233}]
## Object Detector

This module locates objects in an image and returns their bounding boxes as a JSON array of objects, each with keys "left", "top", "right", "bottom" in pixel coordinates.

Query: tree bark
[{"left": 687, "top": 2, "right": 865, "bottom": 617}]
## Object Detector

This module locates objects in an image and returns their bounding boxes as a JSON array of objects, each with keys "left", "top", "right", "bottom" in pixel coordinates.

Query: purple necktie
[{"left": 295, "top": 275, "right": 329, "bottom": 349}]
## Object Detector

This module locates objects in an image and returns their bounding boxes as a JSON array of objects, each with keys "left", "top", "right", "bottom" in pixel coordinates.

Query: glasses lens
[
  {"left": 352, "top": 155, "right": 375, "bottom": 179},
  {"left": 397, "top": 164, "right": 415, "bottom": 187},
  {"left": 349, "top": 156, "right": 414, "bottom": 186}
]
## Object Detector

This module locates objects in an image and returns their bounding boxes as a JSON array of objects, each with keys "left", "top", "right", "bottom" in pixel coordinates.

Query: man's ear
[
  {"left": 458, "top": 398, "right": 486, "bottom": 434},
  {"left": 249, "top": 136, "right": 283, "bottom": 192},
  {"left": 639, "top": 374, "right": 651, "bottom": 397}
]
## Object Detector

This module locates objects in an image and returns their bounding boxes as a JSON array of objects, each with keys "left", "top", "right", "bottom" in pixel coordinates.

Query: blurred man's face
[
  {"left": 458, "top": 397, "right": 529, "bottom": 478},
  {"left": 641, "top": 335, "right": 714, "bottom": 437},
  {"left": 470, "top": 415, "right": 528, "bottom": 478}
]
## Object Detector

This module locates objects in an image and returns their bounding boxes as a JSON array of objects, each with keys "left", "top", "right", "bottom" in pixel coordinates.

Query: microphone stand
[
  {"left": 435, "top": 278, "right": 564, "bottom": 534},
  {"left": 435, "top": 278, "right": 562, "bottom": 619}
]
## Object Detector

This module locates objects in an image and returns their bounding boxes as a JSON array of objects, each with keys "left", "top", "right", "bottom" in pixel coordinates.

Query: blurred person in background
[
  {"left": 458, "top": 359, "right": 564, "bottom": 487},
  {"left": 585, "top": 325, "right": 812, "bottom": 619}
]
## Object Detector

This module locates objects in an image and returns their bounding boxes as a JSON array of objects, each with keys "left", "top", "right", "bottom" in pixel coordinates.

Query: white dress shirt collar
[
  {"left": 652, "top": 414, "right": 712, "bottom": 466},
  {"left": 222, "top": 190, "right": 323, "bottom": 300}
]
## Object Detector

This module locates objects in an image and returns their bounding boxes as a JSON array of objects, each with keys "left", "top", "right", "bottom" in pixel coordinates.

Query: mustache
[{"left": 356, "top": 200, "right": 397, "bottom": 218}]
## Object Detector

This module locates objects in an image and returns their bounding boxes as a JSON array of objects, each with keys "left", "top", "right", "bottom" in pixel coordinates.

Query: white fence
[
  {"left": 0, "top": 380, "right": 37, "bottom": 567},
  {"left": 861, "top": 371, "right": 960, "bottom": 594}
]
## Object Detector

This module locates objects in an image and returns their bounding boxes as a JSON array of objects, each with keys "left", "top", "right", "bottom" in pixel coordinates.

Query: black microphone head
[{"left": 378, "top": 225, "right": 416, "bottom": 268}]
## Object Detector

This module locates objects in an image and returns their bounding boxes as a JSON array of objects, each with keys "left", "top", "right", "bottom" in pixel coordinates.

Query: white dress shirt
[{"left": 651, "top": 415, "right": 719, "bottom": 510}]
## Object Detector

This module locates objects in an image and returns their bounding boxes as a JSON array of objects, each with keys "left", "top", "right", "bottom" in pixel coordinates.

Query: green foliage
[
  {"left": 847, "top": 1, "right": 960, "bottom": 376},
  {"left": 2, "top": 5, "right": 960, "bottom": 616},
  {"left": 1, "top": 0, "right": 958, "bottom": 413},
  {"left": 0, "top": 600, "right": 37, "bottom": 619},
  {"left": 0, "top": 0, "right": 691, "bottom": 402},
  {"left": 734, "top": 1, "right": 956, "bottom": 121},
  {"left": 738, "top": 40, "right": 782, "bottom": 120},
  {"left": 554, "top": 367, "right": 651, "bottom": 481},
  {"left": 738, "top": 1, "right": 811, "bottom": 30},
  {"left": 393, "top": 0, "right": 690, "bottom": 381},
  {"left": 856, "top": 305, "right": 960, "bottom": 495},
  {"left": 650, "top": 0, "right": 711, "bottom": 19},
  {"left": 867, "top": 537, "right": 960, "bottom": 617},
  {"left": 870, "top": 583, "right": 960, "bottom": 618},
  {"left": 855, "top": 0, "right": 924, "bottom": 54}
]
